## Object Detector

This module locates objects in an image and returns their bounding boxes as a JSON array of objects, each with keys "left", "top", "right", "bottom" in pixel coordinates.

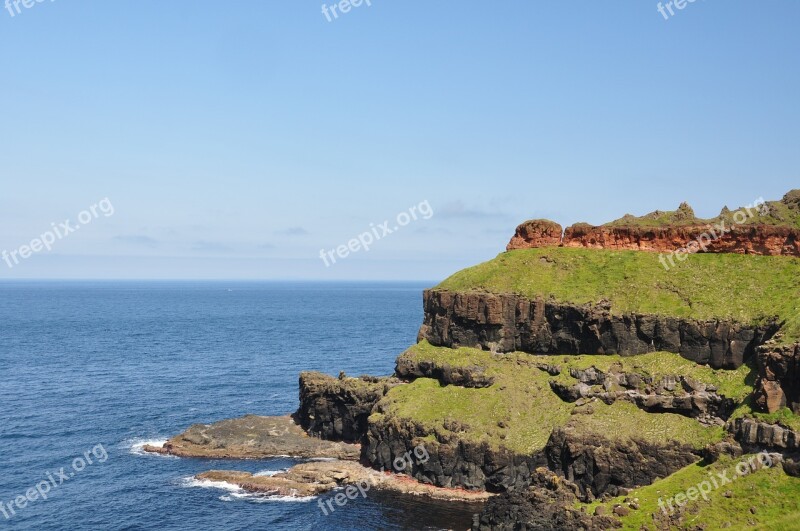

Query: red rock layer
[
  {"left": 507, "top": 222, "right": 800, "bottom": 257},
  {"left": 506, "top": 219, "right": 563, "bottom": 251}
]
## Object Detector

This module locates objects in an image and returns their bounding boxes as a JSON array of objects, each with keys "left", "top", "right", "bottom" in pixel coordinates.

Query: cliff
[
  {"left": 418, "top": 289, "right": 778, "bottom": 369},
  {"left": 149, "top": 188, "right": 800, "bottom": 530}
]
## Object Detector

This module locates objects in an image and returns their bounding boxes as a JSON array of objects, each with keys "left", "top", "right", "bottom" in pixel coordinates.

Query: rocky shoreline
[
  {"left": 143, "top": 415, "right": 360, "bottom": 460},
  {"left": 146, "top": 191, "right": 800, "bottom": 529}
]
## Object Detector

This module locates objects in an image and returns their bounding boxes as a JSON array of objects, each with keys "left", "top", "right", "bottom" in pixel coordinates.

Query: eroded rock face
[
  {"left": 472, "top": 469, "right": 620, "bottom": 530},
  {"left": 395, "top": 351, "right": 494, "bottom": 388},
  {"left": 419, "top": 290, "right": 778, "bottom": 369},
  {"left": 755, "top": 343, "right": 800, "bottom": 413},
  {"left": 549, "top": 366, "right": 735, "bottom": 424},
  {"left": 295, "top": 372, "right": 400, "bottom": 443},
  {"left": 728, "top": 418, "right": 800, "bottom": 452},
  {"left": 143, "top": 415, "right": 360, "bottom": 460},
  {"left": 506, "top": 219, "right": 563, "bottom": 251},
  {"left": 544, "top": 427, "right": 699, "bottom": 499},
  {"left": 363, "top": 416, "right": 545, "bottom": 492},
  {"left": 506, "top": 192, "right": 800, "bottom": 256},
  {"left": 559, "top": 224, "right": 800, "bottom": 257}
]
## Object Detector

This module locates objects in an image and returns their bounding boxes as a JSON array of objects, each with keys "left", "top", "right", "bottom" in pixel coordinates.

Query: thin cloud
[
  {"left": 191, "top": 240, "right": 232, "bottom": 252},
  {"left": 276, "top": 227, "right": 309, "bottom": 236},
  {"left": 113, "top": 235, "right": 159, "bottom": 248}
]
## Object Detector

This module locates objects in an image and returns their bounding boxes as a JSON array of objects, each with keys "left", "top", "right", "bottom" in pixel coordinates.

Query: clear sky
[{"left": 1, "top": 1, "right": 797, "bottom": 281}]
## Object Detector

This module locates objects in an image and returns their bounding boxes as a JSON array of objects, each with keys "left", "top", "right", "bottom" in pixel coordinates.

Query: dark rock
[
  {"left": 728, "top": 418, "right": 800, "bottom": 452},
  {"left": 144, "top": 415, "right": 360, "bottom": 460},
  {"left": 295, "top": 372, "right": 400, "bottom": 443},
  {"left": 613, "top": 505, "right": 630, "bottom": 517},
  {"left": 550, "top": 366, "right": 736, "bottom": 423},
  {"left": 472, "top": 468, "right": 621, "bottom": 530},
  {"left": 419, "top": 290, "right": 778, "bottom": 369},
  {"left": 703, "top": 439, "right": 743, "bottom": 463},
  {"left": 395, "top": 351, "right": 494, "bottom": 388},
  {"left": 545, "top": 427, "right": 699, "bottom": 499},
  {"left": 754, "top": 342, "right": 800, "bottom": 413},
  {"left": 363, "top": 416, "right": 545, "bottom": 491}
]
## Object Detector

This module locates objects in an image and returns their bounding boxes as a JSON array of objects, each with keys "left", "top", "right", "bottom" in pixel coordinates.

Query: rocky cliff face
[
  {"left": 545, "top": 426, "right": 700, "bottom": 499},
  {"left": 395, "top": 353, "right": 495, "bottom": 388},
  {"left": 363, "top": 416, "right": 545, "bottom": 492},
  {"left": 506, "top": 190, "right": 800, "bottom": 256},
  {"left": 557, "top": 223, "right": 800, "bottom": 256},
  {"left": 295, "top": 372, "right": 399, "bottom": 443},
  {"left": 754, "top": 342, "right": 800, "bottom": 413},
  {"left": 729, "top": 418, "right": 800, "bottom": 453},
  {"left": 472, "top": 469, "right": 620, "bottom": 530},
  {"left": 419, "top": 290, "right": 778, "bottom": 369},
  {"left": 506, "top": 219, "right": 563, "bottom": 251}
]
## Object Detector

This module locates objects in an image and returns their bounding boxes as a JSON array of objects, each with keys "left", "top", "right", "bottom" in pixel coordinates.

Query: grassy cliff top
[
  {"left": 380, "top": 342, "right": 728, "bottom": 454},
  {"left": 590, "top": 455, "right": 800, "bottom": 530},
  {"left": 599, "top": 189, "right": 800, "bottom": 229},
  {"left": 436, "top": 247, "right": 800, "bottom": 340}
]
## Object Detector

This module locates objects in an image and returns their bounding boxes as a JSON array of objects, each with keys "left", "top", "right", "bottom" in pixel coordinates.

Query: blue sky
[{"left": 1, "top": 1, "right": 797, "bottom": 280}]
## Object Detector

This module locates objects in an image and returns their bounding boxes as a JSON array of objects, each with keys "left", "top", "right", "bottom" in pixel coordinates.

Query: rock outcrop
[
  {"left": 506, "top": 190, "right": 800, "bottom": 257},
  {"left": 728, "top": 418, "right": 800, "bottom": 453},
  {"left": 419, "top": 290, "right": 778, "bottom": 369},
  {"left": 295, "top": 372, "right": 400, "bottom": 443},
  {"left": 506, "top": 219, "right": 563, "bottom": 251},
  {"left": 363, "top": 416, "right": 545, "bottom": 492},
  {"left": 143, "top": 415, "right": 360, "bottom": 460},
  {"left": 195, "top": 461, "right": 491, "bottom": 502},
  {"left": 472, "top": 468, "right": 620, "bottom": 530},
  {"left": 544, "top": 426, "right": 700, "bottom": 499},
  {"left": 754, "top": 342, "right": 800, "bottom": 413},
  {"left": 549, "top": 365, "right": 736, "bottom": 424},
  {"left": 395, "top": 351, "right": 494, "bottom": 388},
  {"left": 559, "top": 223, "right": 800, "bottom": 256}
]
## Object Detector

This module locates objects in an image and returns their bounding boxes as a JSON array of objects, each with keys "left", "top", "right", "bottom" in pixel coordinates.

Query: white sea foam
[
  {"left": 125, "top": 438, "right": 176, "bottom": 458},
  {"left": 182, "top": 477, "right": 315, "bottom": 503},
  {"left": 182, "top": 477, "right": 243, "bottom": 493}
]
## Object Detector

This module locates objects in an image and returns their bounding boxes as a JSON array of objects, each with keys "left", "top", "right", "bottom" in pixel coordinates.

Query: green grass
[
  {"left": 377, "top": 365, "right": 574, "bottom": 454},
  {"left": 599, "top": 191, "right": 800, "bottom": 229},
  {"left": 383, "top": 343, "right": 727, "bottom": 454},
  {"left": 588, "top": 455, "right": 800, "bottom": 530},
  {"left": 566, "top": 401, "right": 724, "bottom": 448},
  {"left": 436, "top": 248, "right": 800, "bottom": 341},
  {"left": 730, "top": 400, "right": 800, "bottom": 432},
  {"left": 405, "top": 342, "right": 754, "bottom": 402}
]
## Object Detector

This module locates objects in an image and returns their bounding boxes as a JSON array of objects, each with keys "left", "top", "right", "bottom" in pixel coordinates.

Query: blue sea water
[{"left": 0, "top": 282, "right": 479, "bottom": 530}]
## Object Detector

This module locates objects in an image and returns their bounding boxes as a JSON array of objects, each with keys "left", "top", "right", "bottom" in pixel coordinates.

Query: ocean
[{"left": 0, "top": 281, "right": 479, "bottom": 530}]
